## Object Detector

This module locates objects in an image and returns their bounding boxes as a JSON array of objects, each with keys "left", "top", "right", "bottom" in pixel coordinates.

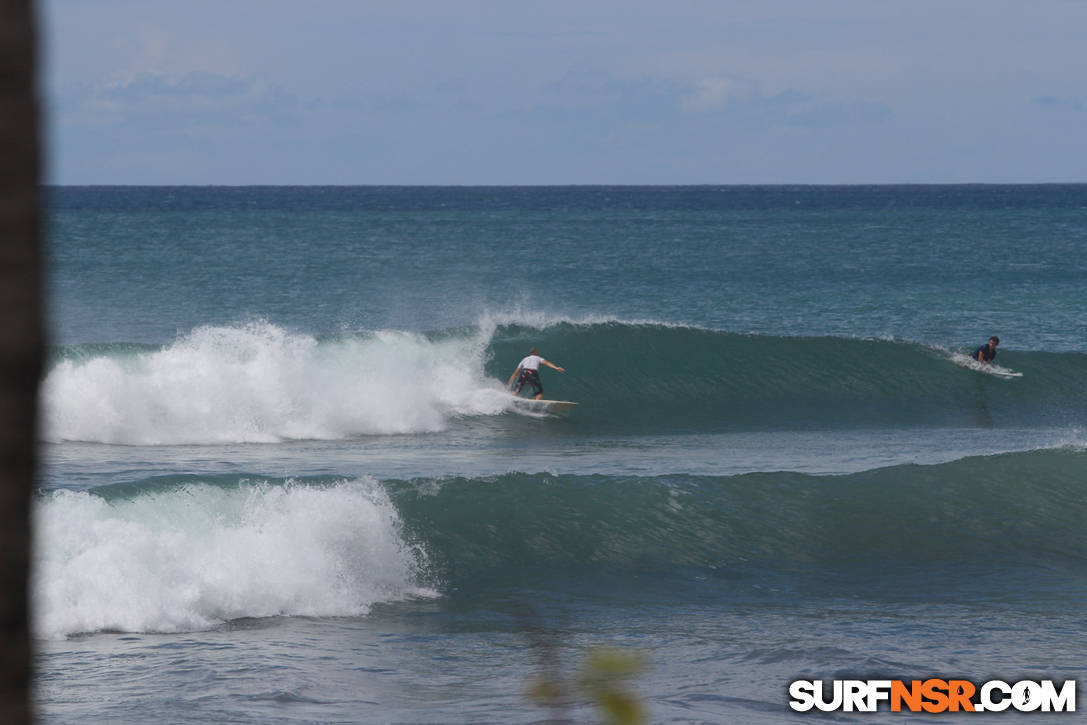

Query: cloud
[
  {"left": 538, "top": 68, "right": 891, "bottom": 135},
  {"left": 110, "top": 72, "right": 293, "bottom": 113},
  {"left": 100, "top": 72, "right": 252, "bottom": 101},
  {"left": 680, "top": 77, "right": 754, "bottom": 112},
  {"left": 1033, "top": 96, "right": 1084, "bottom": 112},
  {"left": 59, "top": 71, "right": 300, "bottom": 129}
]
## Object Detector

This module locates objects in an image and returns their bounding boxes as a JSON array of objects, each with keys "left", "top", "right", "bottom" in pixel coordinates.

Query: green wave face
[
  {"left": 487, "top": 322, "right": 1087, "bottom": 432},
  {"left": 386, "top": 448, "right": 1087, "bottom": 585}
]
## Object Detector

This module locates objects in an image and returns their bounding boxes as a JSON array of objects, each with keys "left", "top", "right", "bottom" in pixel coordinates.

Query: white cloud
[{"left": 681, "top": 77, "right": 748, "bottom": 113}]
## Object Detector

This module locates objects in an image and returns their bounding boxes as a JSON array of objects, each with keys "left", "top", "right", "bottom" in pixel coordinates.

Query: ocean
[{"left": 35, "top": 186, "right": 1087, "bottom": 723}]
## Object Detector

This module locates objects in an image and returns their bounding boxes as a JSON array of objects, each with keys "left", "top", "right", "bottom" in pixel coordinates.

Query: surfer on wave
[
  {"left": 507, "top": 348, "right": 565, "bottom": 399},
  {"left": 972, "top": 336, "right": 1000, "bottom": 364}
]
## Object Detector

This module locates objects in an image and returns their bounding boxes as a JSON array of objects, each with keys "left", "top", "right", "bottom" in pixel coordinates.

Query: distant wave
[{"left": 41, "top": 318, "right": 1087, "bottom": 444}]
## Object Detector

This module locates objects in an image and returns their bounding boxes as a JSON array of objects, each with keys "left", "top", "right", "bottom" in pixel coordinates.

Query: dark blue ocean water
[{"left": 36, "top": 186, "right": 1087, "bottom": 723}]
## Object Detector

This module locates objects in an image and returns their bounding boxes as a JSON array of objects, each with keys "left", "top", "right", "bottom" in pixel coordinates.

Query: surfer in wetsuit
[
  {"left": 972, "top": 336, "right": 1000, "bottom": 364},
  {"left": 507, "top": 348, "right": 565, "bottom": 399}
]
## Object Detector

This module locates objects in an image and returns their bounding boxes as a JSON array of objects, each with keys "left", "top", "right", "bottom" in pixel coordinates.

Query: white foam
[
  {"left": 32, "top": 478, "right": 434, "bottom": 639},
  {"left": 946, "top": 351, "right": 1023, "bottom": 378},
  {"left": 42, "top": 321, "right": 514, "bottom": 444},
  {"left": 41, "top": 314, "right": 705, "bottom": 445}
]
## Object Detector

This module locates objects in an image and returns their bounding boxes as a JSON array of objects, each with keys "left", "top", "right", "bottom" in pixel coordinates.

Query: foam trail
[
  {"left": 32, "top": 478, "right": 434, "bottom": 639},
  {"left": 42, "top": 322, "right": 512, "bottom": 444}
]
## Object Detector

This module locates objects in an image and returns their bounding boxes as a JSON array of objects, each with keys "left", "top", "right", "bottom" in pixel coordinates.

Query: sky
[{"left": 40, "top": 0, "right": 1087, "bottom": 185}]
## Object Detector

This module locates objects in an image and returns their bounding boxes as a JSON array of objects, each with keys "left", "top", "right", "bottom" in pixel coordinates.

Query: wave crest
[{"left": 33, "top": 477, "right": 434, "bottom": 638}]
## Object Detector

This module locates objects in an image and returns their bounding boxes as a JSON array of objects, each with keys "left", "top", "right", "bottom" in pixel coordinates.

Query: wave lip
[{"left": 32, "top": 477, "right": 434, "bottom": 639}]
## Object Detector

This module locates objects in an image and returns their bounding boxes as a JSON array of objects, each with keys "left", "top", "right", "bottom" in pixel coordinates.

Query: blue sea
[{"left": 36, "top": 186, "right": 1087, "bottom": 723}]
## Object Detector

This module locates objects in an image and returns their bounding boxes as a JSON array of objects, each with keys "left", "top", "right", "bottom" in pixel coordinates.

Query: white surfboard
[
  {"left": 510, "top": 397, "right": 580, "bottom": 415},
  {"left": 953, "top": 355, "right": 1023, "bottom": 379}
]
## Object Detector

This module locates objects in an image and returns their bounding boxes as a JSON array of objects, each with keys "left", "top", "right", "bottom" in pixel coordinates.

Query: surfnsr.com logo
[{"left": 789, "top": 679, "right": 1076, "bottom": 713}]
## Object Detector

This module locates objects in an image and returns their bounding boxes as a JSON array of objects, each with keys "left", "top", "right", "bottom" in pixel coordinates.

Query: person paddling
[
  {"left": 507, "top": 348, "right": 565, "bottom": 400},
  {"left": 972, "top": 336, "right": 1000, "bottom": 364}
]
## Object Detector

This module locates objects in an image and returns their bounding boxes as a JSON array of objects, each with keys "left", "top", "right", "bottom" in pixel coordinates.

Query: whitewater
[{"left": 37, "top": 185, "right": 1087, "bottom": 724}]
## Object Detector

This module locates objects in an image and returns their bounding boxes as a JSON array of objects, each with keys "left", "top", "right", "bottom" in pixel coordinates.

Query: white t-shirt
[{"left": 519, "top": 354, "right": 544, "bottom": 371}]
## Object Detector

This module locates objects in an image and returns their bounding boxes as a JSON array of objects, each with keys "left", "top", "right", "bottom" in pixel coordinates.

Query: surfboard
[
  {"left": 510, "top": 398, "right": 580, "bottom": 415},
  {"left": 953, "top": 355, "right": 1023, "bottom": 379}
]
